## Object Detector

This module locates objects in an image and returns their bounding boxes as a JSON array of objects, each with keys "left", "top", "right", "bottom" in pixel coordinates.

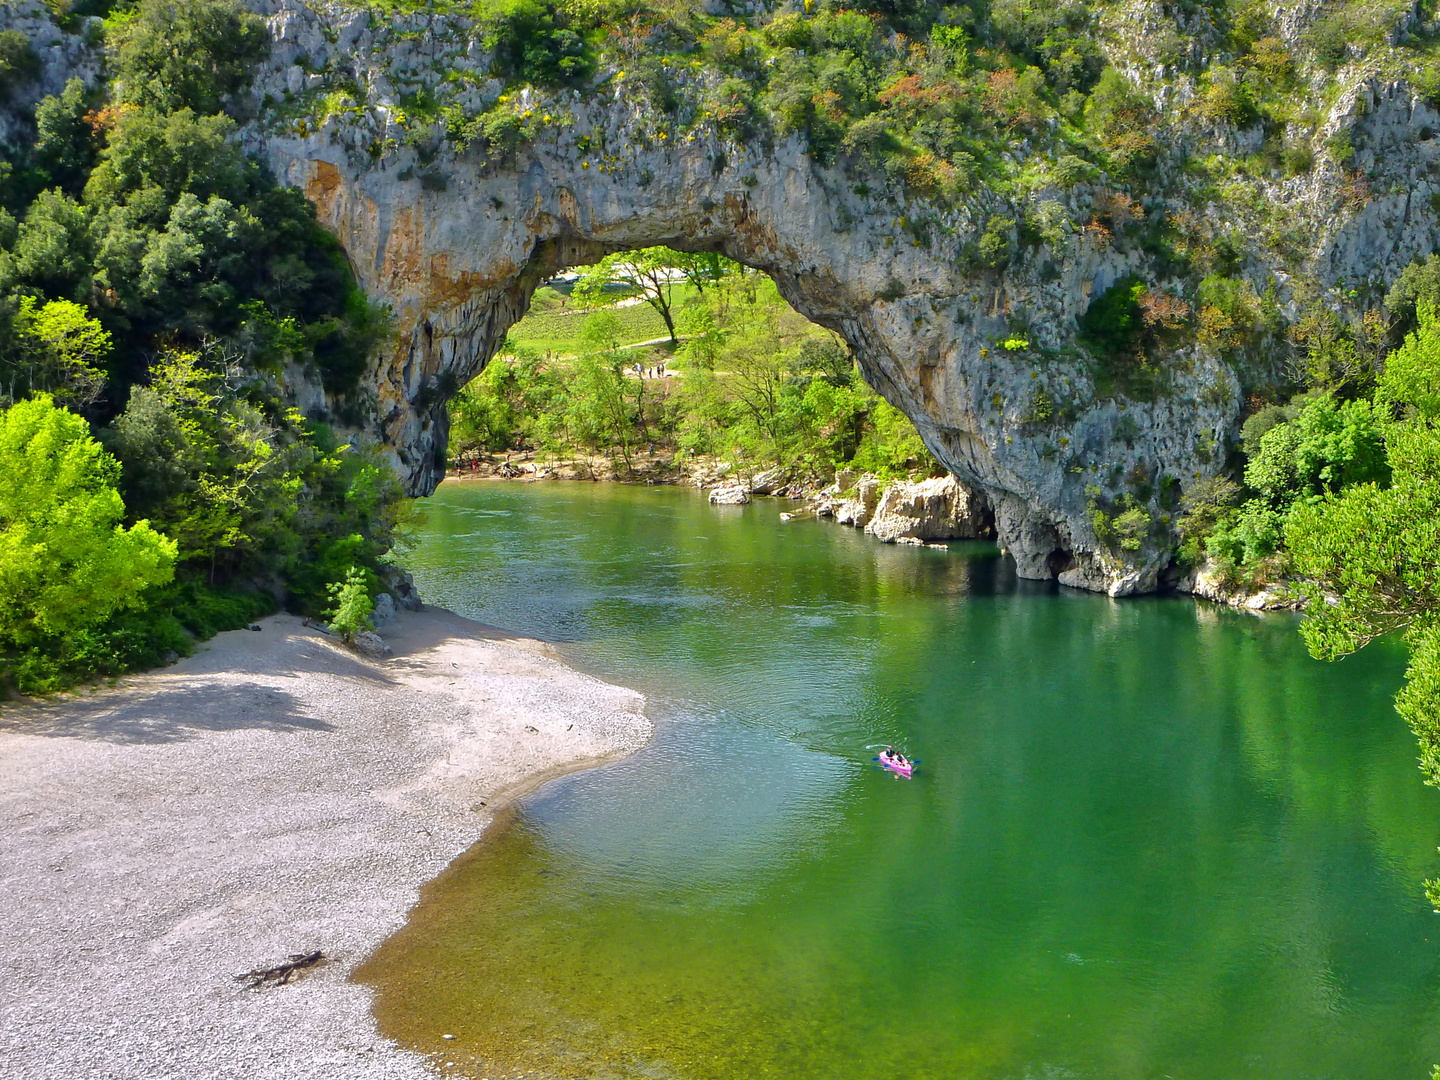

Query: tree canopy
[
  {"left": 0, "top": 0, "right": 408, "bottom": 691},
  {"left": 1287, "top": 306, "right": 1440, "bottom": 899},
  {"left": 573, "top": 248, "right": 724, "bottom": 348},
  {"left": 0, "top": 394, "right": 176, "bottom": 646}
]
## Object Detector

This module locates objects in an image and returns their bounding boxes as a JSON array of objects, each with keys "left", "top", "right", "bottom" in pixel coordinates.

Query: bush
[
  {"left": 2, "top": 577, "right": 272, "bottom": 694},
  {"left": 483, "top": 0, "right": 591, "bottom": 87},
  {"left": 1207, "top": 498, "right": 1285, "bottom": 572},
  {"left": 34, "top": 78, "right": 99, "bottom": 196},
  {"left": 976, "top": 215, "right": 1015, "bottom": 269},
  {"left": 325, "top": 564, "right": 374, "bottom": 642},
  {"left": 1192, "top": 66, "right": 1257, "bottom": 127},
  {"left": 1387, "top": 254, "right": 1440, "bottom": 333},
  {"left": 1282, "top": 142, "right": 1314, "bottom": 175},
  {"left": 0, "top": 396, "right": 177, "bottom": 650},
  {"left": 1078, "top": 275, "right": 1146, "bottom": 360},
  {"left": 1240, "top": 403, "right": 1294, "bottom": 457},
  {"left": 1175, "top": 475, "right": 1240, "bottom": 567},
  {"left": 1305, "top": 16, "right": 1349, "bottom": 69},
  {"left": 1053, "top": 154, "right": 1096, "bottom": 187},
  {"left": 1084, "top": 68, "right": 1156, "bottom": 169},
  {"left": 110, "top": 0, "right": 270, "bottom": 115}
]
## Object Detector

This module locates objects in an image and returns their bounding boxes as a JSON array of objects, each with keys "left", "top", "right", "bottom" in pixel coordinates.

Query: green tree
[
  {"left": 5, "top": 189, "right": 94, "bottom": 301},
  {"left": 9, "top": 296, "right": 112, "bottom": 406},
  {"left": 573, "top": 247, "right": 721, "bottom": 347},
  {"left": 325, "top": 565, "right": 374, "bottom": 643},
  {"left": 567, "top": 353, "right": 636, "bottom": 470},
  {"left": 1206, "top": 393, "right": 1389, "bottom": 578},
  {"left": 33, "top": 78, "right": 99, "bottom": 197},
  {"left": 1244, "top": 395, "right": 1389, "bottom": 512},
  {"left": 110, "top": 0, "right": 269, "bottom": 116},
  {"left": 1287, "top": 307, "right": 1440, "bottom": 903},
  {"left": 104, "top": 347, "right": 308, "bottom": 564},
  {"left": 1377, "top": 302, "right": 1440, "bottom": 420},
  {"left": 1387, "top": 253, "right": 1440, "bottom": 334},
  {"left": 0, "top": 395, "right": 176, "bottom": 646},
  {"left": 84, "top": 107, "right": 250, "bottom": 207}
]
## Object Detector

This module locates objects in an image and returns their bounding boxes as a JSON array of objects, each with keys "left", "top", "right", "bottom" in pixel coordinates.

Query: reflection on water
[{"left": 357, "top": 482, "right": 1440, "bottom": 1080}]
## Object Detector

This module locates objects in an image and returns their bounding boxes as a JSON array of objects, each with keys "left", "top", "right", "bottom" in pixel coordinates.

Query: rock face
[
  {"left": 708, "top": 484, "right": 750, "bottom": 506},
  {"left": 834, "top": 475, "right": 881, "bottom": 528},
  {"left": 1177, "top": 561, "right": 1304, "bottom": 612},
  {"left": 9, "top": 1, "right": 1434, "bottom": 596},
  {"left": 236, "top": 5, "right": 1434, "bottom": 597},
  {"left": 865, "top": 476, "right": 992, "bottom": 544},
  {"left": 370, "top": 592, "right": 397, "bottom": 631},
  {"left": 229, "top": 3, "right": 1239, "bottom": 598}
]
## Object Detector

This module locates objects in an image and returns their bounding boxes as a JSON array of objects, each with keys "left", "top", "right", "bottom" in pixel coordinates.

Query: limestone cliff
[{"left": 9, "top": 0, "right": 1439, "bottom": 595}]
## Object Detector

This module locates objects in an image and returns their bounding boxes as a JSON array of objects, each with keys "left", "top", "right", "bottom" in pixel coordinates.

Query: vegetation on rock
[{"left": 0, "top": 0, "right": 407, "bottom": 693}]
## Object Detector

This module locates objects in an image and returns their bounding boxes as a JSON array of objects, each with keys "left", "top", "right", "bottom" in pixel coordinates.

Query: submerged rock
[{"left": 865, "top": 476, "right": 992, "bottom": 544}]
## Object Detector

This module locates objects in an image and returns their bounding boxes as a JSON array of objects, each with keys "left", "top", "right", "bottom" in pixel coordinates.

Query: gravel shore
[{"left": 0, "top": 608, "right": 650, "bottom": 1080}]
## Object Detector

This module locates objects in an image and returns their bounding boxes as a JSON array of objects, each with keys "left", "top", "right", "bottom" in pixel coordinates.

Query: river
[{"left": 357, "top": 480, "right": 1440, "bottom": 1080}]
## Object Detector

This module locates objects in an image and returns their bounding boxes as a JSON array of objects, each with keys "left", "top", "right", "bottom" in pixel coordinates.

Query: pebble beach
[{"left": 0, "top": 608, "right": 650, "bottom": 1080}]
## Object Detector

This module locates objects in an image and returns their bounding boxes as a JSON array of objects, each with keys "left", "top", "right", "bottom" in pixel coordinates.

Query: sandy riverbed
[{"left": 0, "top": 608, "right": 650, "bottom": 1080}]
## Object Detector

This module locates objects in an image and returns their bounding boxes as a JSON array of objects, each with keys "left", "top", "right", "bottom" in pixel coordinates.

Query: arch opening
[{"left": 439, "top": 245, "right": 956, "bottom": 510}]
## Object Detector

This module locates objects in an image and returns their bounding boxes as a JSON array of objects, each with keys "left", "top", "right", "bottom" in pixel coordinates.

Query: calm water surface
[{"left": 359, "top": 480, "right": 1440, "bottom": 1080}]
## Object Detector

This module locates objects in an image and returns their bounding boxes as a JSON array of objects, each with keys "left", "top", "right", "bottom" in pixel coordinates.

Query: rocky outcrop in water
[
  {"left": 834, "top": 476, "right": 881, "bottom": 528},
  {"left": 708, "top": 483, "right": 751, "bottom": 506},
  {"left": 865, "top": 476, "right": 993, "bottom": 544},
  {"left": 1177, "top": 561, "right": 1304, "bottom": 612}
]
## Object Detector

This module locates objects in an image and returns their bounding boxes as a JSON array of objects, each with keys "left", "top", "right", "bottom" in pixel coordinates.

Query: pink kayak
[{"left": 878, "top": 751, "right": 913, "bottom": 777}]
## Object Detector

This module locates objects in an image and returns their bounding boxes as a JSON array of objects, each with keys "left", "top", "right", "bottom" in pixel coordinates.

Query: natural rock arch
[{"left": 251, "top": 2, "right": 1440, "bottom": 596}]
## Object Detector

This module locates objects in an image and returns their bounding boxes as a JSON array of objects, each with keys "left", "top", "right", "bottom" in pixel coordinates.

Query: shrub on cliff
[
  {"left": 109, "top": 0, "right": 269, "bottom": 115},
  {"left": 0, "top": 29, "right": 39, "bottom": 103},
  {"left": 1078, "top": 275, "right": 1147, "bottom": 362}
]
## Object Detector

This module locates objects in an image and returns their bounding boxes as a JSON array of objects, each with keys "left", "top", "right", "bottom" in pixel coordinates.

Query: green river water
[{"left": 359, "top": 480, "right": 1440, "bottom": 1080}]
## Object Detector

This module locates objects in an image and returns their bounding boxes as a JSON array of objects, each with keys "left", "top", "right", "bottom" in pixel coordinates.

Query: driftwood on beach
[{"left": 236, "top": 951, "right": 325, "bottom": 990}]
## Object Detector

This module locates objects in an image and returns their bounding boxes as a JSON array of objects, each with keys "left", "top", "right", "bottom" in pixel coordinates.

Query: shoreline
[{"left": 0, "top": 607, "right": 651, "bottom": 1080}]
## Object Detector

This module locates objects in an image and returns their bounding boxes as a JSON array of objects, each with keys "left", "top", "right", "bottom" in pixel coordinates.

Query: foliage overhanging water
[{"left": 357, "top": 481, "right": 1440, "bottom": 1080}]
